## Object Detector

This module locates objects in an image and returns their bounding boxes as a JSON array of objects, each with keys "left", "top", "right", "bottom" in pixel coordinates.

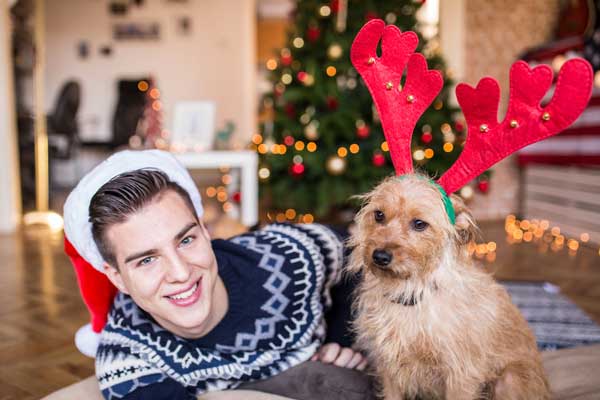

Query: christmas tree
[
  {"left": 129, "top": 78, "right": 170, "bottom": 150},
  {"left": 257, "top": 0, "right": 469, "bottom": 219}
]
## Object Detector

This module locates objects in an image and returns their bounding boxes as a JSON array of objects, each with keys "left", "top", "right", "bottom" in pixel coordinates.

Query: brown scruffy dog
[{"left": 347, "top": 174, "right": 550, "bottom": 400}]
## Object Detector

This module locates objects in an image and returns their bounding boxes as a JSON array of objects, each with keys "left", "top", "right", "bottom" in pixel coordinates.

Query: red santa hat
[{"left": 63, "top": 149, "right": 203, "bottom": 357}]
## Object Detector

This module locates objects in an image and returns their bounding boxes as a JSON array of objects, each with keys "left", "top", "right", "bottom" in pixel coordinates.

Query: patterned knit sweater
[{"left": 95, "top": 223, "right": 344, "bottom": 400}]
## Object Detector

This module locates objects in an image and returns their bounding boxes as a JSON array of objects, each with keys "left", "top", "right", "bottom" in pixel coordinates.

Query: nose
[
  {"left": 165, "top": 254, "right": 192, "bottom": 283},
  {"left": 372, "top": 249, "right": 393, "bottom": 267}
]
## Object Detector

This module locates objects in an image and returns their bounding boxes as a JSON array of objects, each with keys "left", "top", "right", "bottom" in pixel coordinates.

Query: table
[{"left": 173, "top": 150, "right": 258, "bottom": 227}]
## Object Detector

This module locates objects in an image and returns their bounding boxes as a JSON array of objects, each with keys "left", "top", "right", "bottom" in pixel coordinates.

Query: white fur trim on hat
[
  {"left": 63, "top": 150, "right": 203, "bottom": 271},
  {"left": 75, "top": 323, "right": 100, "bottom": 358}
]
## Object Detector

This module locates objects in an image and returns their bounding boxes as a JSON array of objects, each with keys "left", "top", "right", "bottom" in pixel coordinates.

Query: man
[{"left": 63, "top": 150, "right": 371, "bottom": 400}]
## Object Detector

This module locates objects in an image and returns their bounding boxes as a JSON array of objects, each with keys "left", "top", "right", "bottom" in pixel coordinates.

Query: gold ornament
[
  {"left": 258, "top": 167, "right": 270, "bottom": 180},
  {"left": 385, "top": 82, "right": 394, "bottom": 90},
  {"left": 319, "top": 5, "right": 331, "bottom": 17},
  {"left": 326, "top": 155, "right": 347, "bottom": 175},
  {"left": 328, "top": 44, "right": 343, "bottom": 60},
  {"left": 406, "top": 94, "right": 415, "bottom": 103},
  {"left": 510, "top": 120, "right": 519, "bottom": 128},
  {"left": 346, "top": 78, "right": 357, "bottom": 89},
  {"left": 304, "top": 122, "right": 319, "bottom": 140},
  {"left": 542, "top": 112, "right": 551, "bottom": 121},
  {"left": 460, "top": 185, "right": 474, "bottom": 201},
  {"left": 303, "top": 74, "right": 315, "bottom": 86},
  {"left": 479, "top": 124, "right": 489, "bottom": 133},
  {"left": 385, "top": 12, "right": 397, "bottom": 24}
]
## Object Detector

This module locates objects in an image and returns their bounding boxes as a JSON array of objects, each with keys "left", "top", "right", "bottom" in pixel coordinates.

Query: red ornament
[
  {"left": 454, "top": 120, "right": 465, "bottom": 132},
  {"left": 274, "top": 85, "right": 285, "bottom": 98},
  {"left": 372, "top": 152, "right": 386, "bottom": 167},
  {"left": 307, "top": 26, "right": 321, "bottom": 42},
  {"left": 421, "top": 132, "right": 433, "bottom": 144},
  {"left": 290, "top": 163, "right": 305, "bottom": 177},
  {"left": 356, "top": 124, "right": 370, "bottom": 139},
  {"left": 330, "top": 0, "right": 340, "bottom": 13},
  {"left": 477, "top": 179, "right": 490, "bottom": 194},
  {"left": 284, "top": 135, "right": 295, "bottom": 146},
  {"left": 232, "top": 191, "right": 241, "bottom": 203},
  {"left": 365, "top": 11, "right": 378, "bottom": 21},
  {"left": 281, "top": 54, "right": 293, "bottom": 66},
  {"left": 326, "top": 96, "right": 339, "bottom": 110},
  {"left": 285, "top": 103, "right": 296, "bottom": 118},
  {"left": 297, "top": 71, "right": 307, "bottom": 82}
]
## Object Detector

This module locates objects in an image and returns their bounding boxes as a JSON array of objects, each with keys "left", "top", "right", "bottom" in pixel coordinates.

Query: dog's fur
[{"left": 347, "top": 174, "right": 550, "bottom": 400}]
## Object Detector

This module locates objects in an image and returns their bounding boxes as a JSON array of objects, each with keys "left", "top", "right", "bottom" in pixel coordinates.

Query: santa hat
[{"left": 63, "top": 149, "right": 203, "bottom": 357}]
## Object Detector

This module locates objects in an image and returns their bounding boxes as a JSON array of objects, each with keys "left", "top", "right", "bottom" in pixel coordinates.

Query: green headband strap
[{"left": 397, "top": 175, "right": 456, "bottom": 225}]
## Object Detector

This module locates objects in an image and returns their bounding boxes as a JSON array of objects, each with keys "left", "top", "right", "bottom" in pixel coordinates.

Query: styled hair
[{"left": 89, "top": 168, "right": 197, "bottom": 267}]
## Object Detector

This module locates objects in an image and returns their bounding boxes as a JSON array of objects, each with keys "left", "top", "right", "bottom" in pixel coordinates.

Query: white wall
[
  {"left": 0, "top": 0, "right": 22, "bottom": 233},
  {"left": 44, "top": 0, "right": 256, "bottom": 145}
]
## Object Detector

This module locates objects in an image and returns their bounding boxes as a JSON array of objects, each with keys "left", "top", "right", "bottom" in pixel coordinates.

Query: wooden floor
[{"left": 0, "top": 218, "right": 599, "bottom": 399}]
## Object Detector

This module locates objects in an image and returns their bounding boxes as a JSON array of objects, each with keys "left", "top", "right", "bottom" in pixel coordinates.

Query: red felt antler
[
  {"left": 351, "top": 20, "right": 593, "bottom": 195},
  {"left": 437, "top": 59, "right": 593, "bottom": 194},
  {"left": 351, "top": 19, "right": 443, "bottom": 175}
]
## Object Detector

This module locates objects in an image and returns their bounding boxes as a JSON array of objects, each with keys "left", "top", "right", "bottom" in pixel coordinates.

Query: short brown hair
[{"left": 89, "top": 169, "right": 197, "bottom": 267}]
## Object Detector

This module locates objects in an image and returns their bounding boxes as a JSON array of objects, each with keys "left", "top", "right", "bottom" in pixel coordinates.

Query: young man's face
[{"left": 103, "top": 189, "right": 226, "bottom": 338}]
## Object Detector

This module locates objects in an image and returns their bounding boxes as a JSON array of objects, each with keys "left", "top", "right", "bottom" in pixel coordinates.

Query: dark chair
[
  {"left": 111, "top": 79, "right": 148, "bottom": 148},
  {"left": 47, "top": 80, "right": 81, "bottom": 159}
]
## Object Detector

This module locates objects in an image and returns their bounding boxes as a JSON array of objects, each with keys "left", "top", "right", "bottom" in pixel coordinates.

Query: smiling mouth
[{"left": 165, "top": 278, "right": 202, "bottom": 306}]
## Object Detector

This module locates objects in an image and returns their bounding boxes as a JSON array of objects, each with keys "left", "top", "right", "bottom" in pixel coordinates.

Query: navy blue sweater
[{"left": 95, "top": 224, "right": 344, "bottom": 399}]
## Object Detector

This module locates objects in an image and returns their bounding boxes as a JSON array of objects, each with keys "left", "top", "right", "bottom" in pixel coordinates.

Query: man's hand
[{"left": 311, "top": 343, "right": 368, "bottom": 370}]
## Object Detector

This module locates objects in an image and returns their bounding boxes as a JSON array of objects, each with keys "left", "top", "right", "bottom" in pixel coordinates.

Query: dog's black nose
[{"left": 372, "top": 249, "right": 393, "bottom": 266}]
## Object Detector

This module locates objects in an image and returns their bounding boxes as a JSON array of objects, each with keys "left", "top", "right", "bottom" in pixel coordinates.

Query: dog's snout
[{"left": 372, "top": 249, "right": 393, "bottom": 266}]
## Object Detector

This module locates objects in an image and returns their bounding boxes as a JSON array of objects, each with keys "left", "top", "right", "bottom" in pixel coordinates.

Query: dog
[{"left": 347, "top": 174, "right": 550, "bottom": 400}]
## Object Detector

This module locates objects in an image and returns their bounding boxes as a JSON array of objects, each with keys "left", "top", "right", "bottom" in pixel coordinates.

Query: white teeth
[{"left": 169, "top": 283, "right": 197, "bottom": 300}]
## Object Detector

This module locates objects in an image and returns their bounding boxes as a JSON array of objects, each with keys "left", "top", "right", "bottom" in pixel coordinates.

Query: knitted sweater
[{"left": 95, "top": 223, "right": 344, "bottom": 399}]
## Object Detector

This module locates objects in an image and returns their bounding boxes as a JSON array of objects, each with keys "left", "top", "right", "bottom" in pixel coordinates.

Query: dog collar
[{"left": 397, "top": 175, "right": 456, "bottom": 225}]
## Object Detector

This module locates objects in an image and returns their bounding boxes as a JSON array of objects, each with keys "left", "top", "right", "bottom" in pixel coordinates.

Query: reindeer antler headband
[{"left": 351, "top": 19, "right": 593, "bottom": 221}]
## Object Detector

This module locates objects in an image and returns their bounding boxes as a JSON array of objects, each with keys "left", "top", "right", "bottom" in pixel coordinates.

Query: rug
[{"left": 503, "top": 281, "right": 600, "bottom": 350}]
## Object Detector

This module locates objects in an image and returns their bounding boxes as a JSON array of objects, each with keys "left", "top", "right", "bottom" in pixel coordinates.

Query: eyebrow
[
  {"left": 174, "top": 222, "right": 198, "bottom": 242},
  {"left": 123, "top": 222, "right": 199, "bottom": 264}
]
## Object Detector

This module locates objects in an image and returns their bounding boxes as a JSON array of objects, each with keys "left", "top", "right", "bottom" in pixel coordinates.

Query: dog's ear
[{"left": 450, "top": 194, "right": 477, "bottom": 245}]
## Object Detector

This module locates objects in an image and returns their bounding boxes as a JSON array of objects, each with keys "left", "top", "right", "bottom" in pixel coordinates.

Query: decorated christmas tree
[
  {"left": 129, "top": 78, "right": 169, "bottom": 150},
  {"left": 257, "top": 0, "right": 471, "bottom": 219}
]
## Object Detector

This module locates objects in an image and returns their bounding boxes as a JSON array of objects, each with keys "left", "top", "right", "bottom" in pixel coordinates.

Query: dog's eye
[
  {"left": 411, "top": 219, "right": 429, "bottom": 231},
  {"left": 374, "top": 210, "right": 385, "bottom": 223}
]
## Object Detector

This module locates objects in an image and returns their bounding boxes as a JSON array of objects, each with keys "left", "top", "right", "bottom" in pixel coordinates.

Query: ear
[
  {"left": 449, "top": 194, "right": 478, "bottom": 245},
  {"left": 103, "top": 263, "right": 129, "bottom": 294}
]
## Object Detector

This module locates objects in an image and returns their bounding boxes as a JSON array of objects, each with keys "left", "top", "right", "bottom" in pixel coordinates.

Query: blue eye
[
  {"left": 180, "top": 236, "right": 195, "bottom": 246},
  {"left": 138, "top": 256, "right": 155, "bottom": 267}
]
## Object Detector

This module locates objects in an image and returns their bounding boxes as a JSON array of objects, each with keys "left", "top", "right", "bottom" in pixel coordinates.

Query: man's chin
[{"left": 159, "top": 299, "right": 212, "bottom": 337}]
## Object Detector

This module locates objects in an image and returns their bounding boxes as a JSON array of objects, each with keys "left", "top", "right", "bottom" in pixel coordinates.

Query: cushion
[{"left": 542, "top": 344, "right": 600, "bottom": 400}]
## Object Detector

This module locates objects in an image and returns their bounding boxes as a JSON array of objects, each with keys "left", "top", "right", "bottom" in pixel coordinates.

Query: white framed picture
[{"left": 171, "top": 101, "right": 216, "bottom": 151}]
